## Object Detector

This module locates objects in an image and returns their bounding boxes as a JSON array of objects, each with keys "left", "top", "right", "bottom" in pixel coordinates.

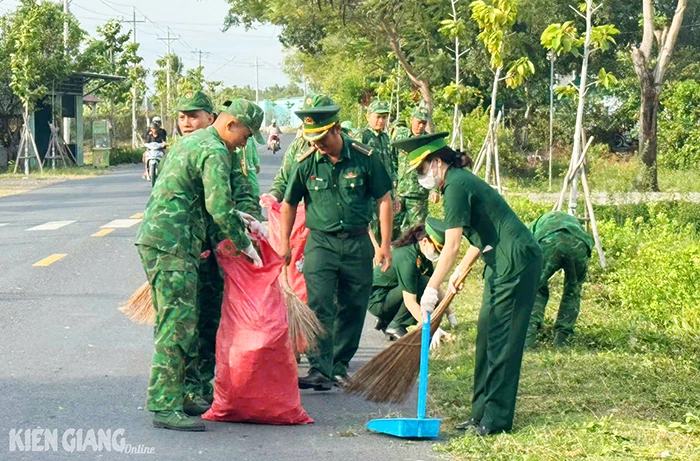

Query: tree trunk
[{"left": 637, "top": 77, "right": 660, "bottom": 191}]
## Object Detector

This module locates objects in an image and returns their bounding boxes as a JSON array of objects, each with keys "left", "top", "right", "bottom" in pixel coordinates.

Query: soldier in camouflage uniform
[
  {"left": 525, "top": 211, "right": 593, "bottom": 348},
  {"left": 267, "top": 133, "right": 312, "bottom": 202},
  {"left": 394, "top": 106, "right": 431, "bottom": 232},
  {"left": 359, "top": 100, "right": 399, "bottom": 241},
  {"left": 136, "top": 99, "right": 265, "bottom": 432}
]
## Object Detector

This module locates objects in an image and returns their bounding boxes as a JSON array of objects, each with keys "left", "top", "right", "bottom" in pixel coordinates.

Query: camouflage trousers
[
  {"left": 525, "top": 231, "right": 590, "bottom": 347},
  {"left": 137, "top": 246, "right": 199, "bottom": 412},
  {"left": 394, "top": 197, "right": 428, "bottom": 233},
  {"left": 184, "top": 253, "right": 224, "bottom": 402}
]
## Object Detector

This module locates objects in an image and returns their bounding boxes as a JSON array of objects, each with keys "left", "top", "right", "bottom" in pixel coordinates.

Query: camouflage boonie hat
[
  {"left": 411, "top": 106, "right": 430, "bottom": 122},
  {"left": 220, "top": 99, "right": 265, "bottom": 144},
  {"left": 368, "top": 100, "right": 390, "bottom": 114},
  {"left": 295, "top": 94, "right": 341, "bottom": 142},
  {"left": 176, "top": 90, "right": 214, "bottom": 113}
]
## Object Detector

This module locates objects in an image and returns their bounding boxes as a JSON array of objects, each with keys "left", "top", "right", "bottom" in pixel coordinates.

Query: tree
[
  {"left": 470, "top": 0, "right": 535, "bottom": 192},
  {"left": 631, "top": 0, "right": 688, "bottom": 191},
  {"left": 4, "top": 0, "right": 82, "bottom": 174}
]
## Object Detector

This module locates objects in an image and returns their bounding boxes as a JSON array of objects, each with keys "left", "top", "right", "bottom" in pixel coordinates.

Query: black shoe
[
  {"left": 333, "top": 374, "right": 352, "bottom": 388},
  {"left": 374, "top": 317, "right": 389, "bottom": 331},
  {"left": 472, "top": 424, "right": 502, "bottom": 437},
  {"left": 384, "top": 326, "right": 408, "bottom": 341},
  {"left": 298, "top": 369, "right": 333, "bottom": 391},
  {"left": 455, "top": 418, "right": 480, "bottom": 430}
]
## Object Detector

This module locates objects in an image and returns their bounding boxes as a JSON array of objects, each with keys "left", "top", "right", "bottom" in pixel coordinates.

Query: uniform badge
[
  {"left": 306, "top": 98, "right": 312, "bottom": 105},
  {"left": 186, "top": 92, "right": 193, "bottom": 99},
  {"left": 304, "top": 117, "right": 314, "bottom": 124},
  {"left": 344, "top": 172, "right": 358, "bottom": 179}
]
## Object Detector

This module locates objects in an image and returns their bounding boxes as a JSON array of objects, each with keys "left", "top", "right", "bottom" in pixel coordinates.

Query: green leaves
[
  {"left": 505, "top": 57, "right": 535, "bottom": 88},
  {"left": 439, "top": 18, "right": 467, "bottom": 40},
  {"left": 541, "top": 21, "right": 582, "bottom": 56},
  {"left": 597, "top": 68, "right": 618, "bottom": 89},
  {"left": 554, "top": 84, "right": 578, "bottom": 100},
  {"left": 442, "top": 83, "right": 481, "bottom": 106},
  {"left": 590, "top": 24, "right": 619, "bottom": 52},
  {"left": 470, "top": 0, "right": 519, "bottom": 69}
]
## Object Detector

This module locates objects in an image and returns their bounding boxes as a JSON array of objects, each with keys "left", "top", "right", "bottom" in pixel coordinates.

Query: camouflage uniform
[
  {"left": 185, "top": 148, "right": 261, "bottom": 402},
  {"left": 136, "top": 123, "right": 253, "bottom": 413},
  {"left": 525, "top": 211, "right": 593, "bottom": 347},
  {"left": 394, "top": 129, "right": 429, "bottom": 232},
  {"left": 269, "top": 135, "right": 311, "bottom": 201}
]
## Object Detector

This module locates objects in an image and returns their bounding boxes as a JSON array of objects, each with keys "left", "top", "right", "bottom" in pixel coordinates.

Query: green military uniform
[
  {"left": 241, "top": 137, "right": 261, "bottom": 198},
  {"left": 368, "top": 217, "right": 445, "bottom": 333},
  {"left": 360, "top": 100, "right": 399, "bottom": 240},
  {"left": 285, "top": 95, "right": 393, "bottom": 381},
  {"left": 525, "top": 211, "right": 593, "bottom": 348},
  {"left": 394, "top": 106, "right": 430, "bottom": 232},
  {"left": 135, "top": 99, "right": 263, "bottom": 417},
  {"left": 393, "top": 132, "right": 543, "bottom": 434},
  {"left": 269, "top": 135, "right": 312, "bottom": 201}
]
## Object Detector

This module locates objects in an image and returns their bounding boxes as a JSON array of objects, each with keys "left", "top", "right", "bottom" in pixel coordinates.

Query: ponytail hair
[
  {"left": 426, "top": 146, "right": 473, "bottom": 170},
  {"left": 392, "top": 223, "right": 428, "bottom": 248}
]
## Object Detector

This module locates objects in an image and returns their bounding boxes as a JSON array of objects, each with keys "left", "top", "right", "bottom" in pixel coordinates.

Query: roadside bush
[
  {"left": 110, "top": 147, "right": 142, "bottom": 165},
  {"left": 658, "top": 79, "right": 700, "bottom": 170}
]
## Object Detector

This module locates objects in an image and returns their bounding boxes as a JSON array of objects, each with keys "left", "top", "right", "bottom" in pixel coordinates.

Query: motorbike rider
[
  {"left": 267, "top": 119, "right": 282, "bottom": 151},
  {"left": 143, "top": 117, "right": 168, "bottom": 179}
]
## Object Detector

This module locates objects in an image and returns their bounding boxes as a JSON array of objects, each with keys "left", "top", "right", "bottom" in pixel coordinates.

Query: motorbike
[
  {"left": 144, "top": 142, "right": 166, "bottom": 187},
  {"left": 268, "top": 135, "right": 281, "bottom": 154}
]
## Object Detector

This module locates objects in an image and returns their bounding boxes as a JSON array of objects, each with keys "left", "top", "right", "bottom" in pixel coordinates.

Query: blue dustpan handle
[{"left": 417, "top": 312, "right": 430, "bottom": 419}]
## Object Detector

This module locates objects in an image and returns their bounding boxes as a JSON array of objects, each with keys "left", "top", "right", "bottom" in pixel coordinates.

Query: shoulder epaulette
[
  {"left": 297, "top": 146, "right": 316, "bottom": 162},
  {"left": 350, "top": 142, "right": 372, "bottom": 156}
]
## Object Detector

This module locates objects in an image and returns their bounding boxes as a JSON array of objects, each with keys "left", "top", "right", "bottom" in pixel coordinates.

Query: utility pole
[
  {"left": 62, "top": 0, "right": 71, "bottom": 149},
  {"left": 123, "top": 7, "right": 145, "bottom": 148},
  {"left": 63, "top": 0, "right": 69, "bottom": 52},
  {"left": 191, "top": 49, "right": 209, "bottom": 68},
  {"left": 158, "top": 28, "right": 177, "bottom": 133},
  {"left": 253, "top": 58, "right": 262, "bottom": 105}
]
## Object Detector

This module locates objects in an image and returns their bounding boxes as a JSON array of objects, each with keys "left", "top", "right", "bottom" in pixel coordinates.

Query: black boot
[
  {"left": 384, "top": 326, "right": 408, "bottom": 341},
  {"left": 374, "top": 317, "right": 389, "bottom": 332},
  {"left": 298, "top": 369, "right": 333, "bottom": 391},
  {"left": 455, "top": 418, "right": 480, "bottom": 430}
]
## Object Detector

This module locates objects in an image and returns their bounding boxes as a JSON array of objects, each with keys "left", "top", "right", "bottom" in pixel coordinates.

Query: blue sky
[{"left": 0, "top": 0, "right": 290, "bottom": 90}]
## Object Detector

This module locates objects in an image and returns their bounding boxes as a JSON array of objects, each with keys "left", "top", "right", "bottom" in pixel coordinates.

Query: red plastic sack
[
  {"left": 202, "top": 235, "right": 313, "bottom": 425},
  {"left": 260, "top": 195, "right": 309, "bottom": 302}
]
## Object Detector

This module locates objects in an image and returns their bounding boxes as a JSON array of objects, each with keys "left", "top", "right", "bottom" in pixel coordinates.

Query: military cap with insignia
[
  {"left": 425, "top": 216, "right": 447, "bottom": 252},
  {"left": 368, "top": 99, "right": 390, "bottom": 115},
  {"left": 391, "top": 131, "right": 449, "bottom": 172},
  {"left": 411, "top": 105, "right": 431, "bottom": 122},
  {"left": 295, "top": 94, "right": 341, "bottom": 142},
  {"left": 176, "top": 90, "right": 214, "bottom": 114},
  {"left": 220, "top": 99, "right": 265, "bottom": 144}
]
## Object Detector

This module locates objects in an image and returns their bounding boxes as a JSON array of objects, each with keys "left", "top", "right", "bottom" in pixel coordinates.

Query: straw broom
[
  {"left": 119, "top": 268, "right": 324, "bottom": 354},
  {"left": 280, "top": 266, "right": 324, "bottom": 354},
  {"left": 345, "top": 266, "right": 473, "bottom": 404},
  {"left": 119, "top": 281, "right": 155, "bottom": 325}
]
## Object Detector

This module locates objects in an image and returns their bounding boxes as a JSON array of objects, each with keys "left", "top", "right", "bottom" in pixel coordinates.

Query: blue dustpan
[{"left": 366, "top": 312, "right": 441, "bottom": 439}]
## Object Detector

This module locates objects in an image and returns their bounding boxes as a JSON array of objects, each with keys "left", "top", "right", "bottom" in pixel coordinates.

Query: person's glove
[
  {"left": 420, "top": 287, "right": 439, "bottom": 318},
  {"left": 242, "top": 243, "right": 263, "bottom": 267},
  {"left": 430, "top": 327, "right": 448, "bottom": 350},
  {"left": 448, "top": 270, "right": 465, "bottom": 294},
  {"left": 236, "top": 210, "right": 268, "bottom": 238},
  {"left": 447, "top": 312, "right": 459, "bottom": 327}
]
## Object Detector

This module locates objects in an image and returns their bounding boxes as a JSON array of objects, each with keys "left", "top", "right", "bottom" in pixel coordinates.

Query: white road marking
[
  {"left": 27, "top": 221, "right": 76, "bottom": 231},
  {"left": 101, "top": 219, "right": 141, "bottom": 229},
  {"left": 0, "top": 223, "right": 8, "bottom": 228}
]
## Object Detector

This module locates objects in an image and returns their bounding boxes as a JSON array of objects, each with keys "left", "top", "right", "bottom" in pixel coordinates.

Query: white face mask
[
  {"left": 417, "top": 160, "right": 437, "bottom": 190},
  {"left": 421, "top": 240, "right": 440, "bottom": 262}
]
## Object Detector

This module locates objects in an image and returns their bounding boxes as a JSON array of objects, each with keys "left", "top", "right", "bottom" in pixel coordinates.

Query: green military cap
[
  {"left": 425, "top": 217, "right": 446, "bottom": 251},
  {"left": 411, "top": 106, "right": 430, "bottom": 122},
  {"left": 392, "top": 131, "right": 449, "bottom": 172},
  {"left": 295, "top": 94, "right": 341, "bottom": 142},
  {"left": 368, "top": 99, "right": 390, "bottom": 114},
  {"left": 176, "top": 90, "right": 214, "bottom": 114},
  {"left": 220, "top": 99, "right": 265, "bottom": 144}
]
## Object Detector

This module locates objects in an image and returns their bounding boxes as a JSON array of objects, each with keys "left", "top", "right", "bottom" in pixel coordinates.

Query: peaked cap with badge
[
  {"left": 295, "top": 95, "right": 341, "bottom": 142},
  {"left": 391, "top": 131, "right": 450, "bottom": 172},
  {"left": 425, "top": 216, "right": 447, "bottom": 252}
]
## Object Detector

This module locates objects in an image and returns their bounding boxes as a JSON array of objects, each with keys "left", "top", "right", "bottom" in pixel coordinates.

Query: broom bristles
[
  {"left": 280, "top": 267, "right": 324, "bottom": 354},
  {"left": 345, "top": 266, "right": 473, "bottom": 403},
  {"left": 119, "top": 281, "right": 156, "bottom": 325}
]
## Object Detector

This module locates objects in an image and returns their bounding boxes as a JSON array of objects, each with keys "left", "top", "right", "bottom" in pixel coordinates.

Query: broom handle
[
  {"left": 431, "top": 265, "right": 474, "bottom": 328},
  {"left": 417, "top": 311, "right": 431, "bottom": 419}
]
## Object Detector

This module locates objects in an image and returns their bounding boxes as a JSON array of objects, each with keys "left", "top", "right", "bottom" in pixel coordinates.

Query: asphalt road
[{"left": 0, "top": 134, "right": 443, "bottom": 460}]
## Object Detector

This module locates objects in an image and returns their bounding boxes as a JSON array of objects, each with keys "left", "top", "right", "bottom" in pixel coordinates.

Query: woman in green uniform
[
  {"left": 392, "top": 132, "right": 543, "bottom": 436},
  {"left": 368, "top": 217, "right": 458, "bottom": 343}
]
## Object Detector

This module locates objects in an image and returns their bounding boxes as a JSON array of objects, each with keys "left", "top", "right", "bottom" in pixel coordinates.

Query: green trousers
[
  {"left": 471, "top": 254, "right": 542, "bottom": 432},
  {"left": 138, "top": 246, "right": 199, "bottom": 412},
  {"left": 394, "top": 197, "right": 428, "bottom": 233},
  {"left": 525, "top": 232, "right": 589, "bottom": 347},
  {"left": 303, "top": 230, "right": 374, "bottom": 378},
  {"left": 183, "top": 253, "right": 223, "bottom": 401},
  {"left": 368, "top": 275, "right": 428, "bottom": 329}
]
